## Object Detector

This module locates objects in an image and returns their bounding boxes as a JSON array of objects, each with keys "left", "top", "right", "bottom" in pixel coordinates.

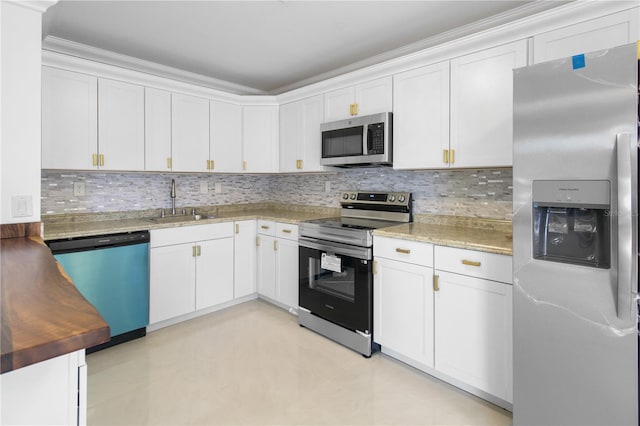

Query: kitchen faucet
[{"left": 170, "top": 179, "right": 176, "bottom": 215}]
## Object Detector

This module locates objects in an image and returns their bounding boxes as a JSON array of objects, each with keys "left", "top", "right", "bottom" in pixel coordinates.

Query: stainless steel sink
[{"left": 145, "top": 214, "right": 215, "bottom": 224}]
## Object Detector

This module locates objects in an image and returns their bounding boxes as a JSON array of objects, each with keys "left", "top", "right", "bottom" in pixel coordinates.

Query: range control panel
[{"left": 339, "top": 191, "right": 411, "bottom": 207}]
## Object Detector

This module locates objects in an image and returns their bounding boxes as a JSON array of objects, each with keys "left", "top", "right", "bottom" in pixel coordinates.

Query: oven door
[{"left": 298, "top": 237, "right": 372, "bottom": 334}]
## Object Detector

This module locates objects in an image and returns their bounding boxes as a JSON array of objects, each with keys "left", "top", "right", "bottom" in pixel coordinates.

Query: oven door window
[{"left": 299, "top": 246, "right": 372, "bottom": 333}]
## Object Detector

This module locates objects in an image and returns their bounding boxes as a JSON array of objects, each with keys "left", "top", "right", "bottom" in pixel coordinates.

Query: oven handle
[{"left": 298, "top": 237, "right": 372, "bottom": 261}]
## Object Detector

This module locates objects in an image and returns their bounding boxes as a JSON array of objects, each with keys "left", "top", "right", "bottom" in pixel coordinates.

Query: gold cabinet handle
[
  {"left": 450, "top": 149, "right": 455, "bottom": 164},
  {"left": 197, "top": 245, "right": 201, "bottom": 257},
  {"left": 92, "top": 153, "right": 98, "bottom": 166},
  {"left": 256, "top": 236, "right": 260, "bottom": 246},
  {"left": 273, "top": 240, "right": 278, "bottom": 251},
  {"left": 372, "top": 260, "right": 377, "bottom": 275},
  {"left": 462, "top": 259, "right": 481, "bottom": 267},
  {"left": 433, "top": 275, "right": 440, "bottom": 292},
  {"left": 282, "top": 229, "right": 292, "bottom": 234},
  {"left": 243, "top": 161, "right": 247, "bottom": 171},
  {"left": 192, "top": 246, "right": 197, "bottom": 257},
  {"left": 296, "top": 159, "right": 303, "bottom": 170},
  {"left": 261, "top": 225, "right": 270, "bottom": 230},
  {"left": 395, "top": 248, "right": 411, "bottom": 254},
  {"left": 167, "top": 157, "right": 172, "bottom": 169},
  {"left": 235, "top": 224, "right": 240, "bottom": 234},
  {"left": 206, "top": 160, "right": 211, "bottom": 170},
  {"left": 349, "top": 104, "right": 353, "bottom": 116},
  {"left": 210, "top": 160, "right": 214, "bottom": 171},
  {"left": 99, "top": 154, "right": 105, "bottom": 167},
  {"left": 443, "top": 149, "right": 449, "bottom": 164}
]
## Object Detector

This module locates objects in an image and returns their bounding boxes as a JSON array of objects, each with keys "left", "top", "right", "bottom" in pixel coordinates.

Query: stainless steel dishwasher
[{"left": 48, "top": 231, "right": 150, "bottom": 353}]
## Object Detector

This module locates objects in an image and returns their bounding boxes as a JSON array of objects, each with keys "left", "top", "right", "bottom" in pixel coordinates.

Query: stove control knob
[
  {"left": 388, "top": 195, "right": 396, "bottom": 202},
  {"left": 342, "top": 193, "right": 349, "bottom": 200},
  {"left": 398, "top": 195, "right": 406, "bottom": 203},
  {"left": 350, "top": 193, "right": 357, "bottom": 200}
]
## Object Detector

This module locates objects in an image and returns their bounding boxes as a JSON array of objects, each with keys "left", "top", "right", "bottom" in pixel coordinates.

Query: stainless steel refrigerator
[{"left": 513, "top": 42, "right": 639, "bottom": 425}]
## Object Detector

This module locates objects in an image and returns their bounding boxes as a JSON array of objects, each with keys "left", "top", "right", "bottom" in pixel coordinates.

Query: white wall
[{"left": 0, "top": 1, "right": 45, "bottom": 224}]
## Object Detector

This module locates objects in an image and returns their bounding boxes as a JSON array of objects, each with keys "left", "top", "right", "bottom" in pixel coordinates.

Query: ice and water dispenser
[{"left": 532, "top": 180, "right": 611, "bottom": 269}]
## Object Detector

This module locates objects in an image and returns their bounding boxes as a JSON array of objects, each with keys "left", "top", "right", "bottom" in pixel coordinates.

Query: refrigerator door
[{"left": 513, "top": 43, "right": 638, "bottom": 425}]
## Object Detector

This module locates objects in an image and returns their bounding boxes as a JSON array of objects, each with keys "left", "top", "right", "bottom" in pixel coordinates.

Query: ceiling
[{"left": 42, "top": 1, "right": 569, "bottom": 95}]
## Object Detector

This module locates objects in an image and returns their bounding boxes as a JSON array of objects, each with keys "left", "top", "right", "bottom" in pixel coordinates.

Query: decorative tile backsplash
[{"left": 41, "top": 168, "right": 513, "bottom": 219}]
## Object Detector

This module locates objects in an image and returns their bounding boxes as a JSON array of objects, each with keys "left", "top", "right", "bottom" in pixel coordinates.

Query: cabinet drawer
[
  {"left": 151, "top": 222, "right": 234, "bottom": 247},
  {"left": 257, "top": 220, "right": 276, "bottom": 236},
  {"left": 374, "top": 236, "right": 433, "bottom": 267},
  {"left": 434, "top": 246, "right": 512, "bottom": 284},
  {"left": 276, "top": 223, "right": 298, "bottom": 241}
]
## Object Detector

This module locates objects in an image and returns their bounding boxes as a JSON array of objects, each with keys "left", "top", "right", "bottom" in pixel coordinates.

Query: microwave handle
[{"left": 362, "top": 125, "right": 369, "bottom": 155}]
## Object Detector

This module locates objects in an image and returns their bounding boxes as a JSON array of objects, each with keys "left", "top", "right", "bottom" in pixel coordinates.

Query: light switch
[
  {"left": 200, "top": 181, "right": 208, "bottom": 194},
  {"left": 325, "top": 181, "right": 331, "bottom": 193},
  {"left": 11, "top": 195, "right": 33, "bottom": 218}
]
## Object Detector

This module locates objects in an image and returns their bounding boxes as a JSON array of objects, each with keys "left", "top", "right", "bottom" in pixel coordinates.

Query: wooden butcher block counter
[{"left": 1, "top": 223, "right": 109, "bottom": 373}]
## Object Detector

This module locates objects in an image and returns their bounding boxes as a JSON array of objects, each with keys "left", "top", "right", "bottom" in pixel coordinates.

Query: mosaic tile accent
[{"left": 42, "top": 167, "right": 513, "bottom": 219}]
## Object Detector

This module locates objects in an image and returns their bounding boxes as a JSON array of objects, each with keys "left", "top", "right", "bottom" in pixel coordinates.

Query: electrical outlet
[
  {"left": 215, "top": 183, "right": 222, "bottom": 194},
  {"left": 73, "top": 182, "right": 86, "bottom": 196},
  {"left": 200, "top": 181, "right": 208, "bottom": 194},
  {"left": 325, "top": 181, "right": 331, "bottom": 193}
]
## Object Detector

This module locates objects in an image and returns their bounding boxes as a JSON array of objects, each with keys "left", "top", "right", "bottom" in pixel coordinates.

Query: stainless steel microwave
[{"left": 320, "top": 112, "right": 392, "bottom": 167}]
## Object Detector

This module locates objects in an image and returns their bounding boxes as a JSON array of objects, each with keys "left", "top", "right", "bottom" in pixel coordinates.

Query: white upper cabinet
[
  {"left": 392, "top": 61, "right": 450, "bottom": 170},
  {"left": 210, "top": 100, "right": 243, "bottom": 173},
  {"left": 533, "top": 8, "right": 639, "bottom": 63},
  {"left": 98, "top": 78, "right": 145, "bottom": 171},
  {"left": 171, "top": 93, "right": 210, "bottom": 173},
  {"left": 324, "top": 76, "right": 392, "bottom": 122},
  {"left": 42, "top": 67, "right": 97, "bottom": 170},
  {"left": 145, "top": 87, "right": 172, "bottom": 172},
  {"left": 449, "top": 40, "right": 527, "bottom": 168},
  {"left": 243, "top": 105, "right": 279, "bottom": 173},
  {"left": 279, "top": 94, "right": 324, "bottom": 173}
]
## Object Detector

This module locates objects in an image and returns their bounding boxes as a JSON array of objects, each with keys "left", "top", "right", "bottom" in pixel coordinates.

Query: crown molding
[
  {"left": 42, "top": 36, "right": 268, "bottom": 96},
  {"left": 276, "top": 0, "right": 639, "bottom": 104},
  {"left": 5, "top": 0, "right": 57, "bottom": 13}
]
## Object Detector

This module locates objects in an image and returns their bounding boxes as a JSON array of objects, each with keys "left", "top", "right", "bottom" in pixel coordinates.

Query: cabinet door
[
  {"left": 150, "top": 243, "right": 195, "bottom": 324},
  {"left": 195, "top": 237, "right": 234, "bottom": 310},
  {"left": 450, "top": 40, "right": 527, "bottom": 168},
  {"left": 279, "top": 101, "right": 303, "bottom": 173},
  {"left": 243, "top": 106, "right": 279, "bottom": 173},
  {"left": 434, "top": 270, "right": 513, "bottom": 402},
  {"left": 98, "top": 78, "right": 145, "bottom": 171},
  {"left": 42, "top": 67, "right": 97, "bottom": 170},
  {"left": 145, "top": 87, "right": 172, "bottom": 171},
  {"left": 374, "top": 257, "right": 434, "bottom": 368},
  {"left": 257, "top": 234, "right": 276, "bottom": 299},
  {"left": 275, "top": 237, "right": 299, "bottom": 309},
  {"left": 210, "top": 100, "right": 243, "bottom": 173},
  {"left": 234, "top": 220, "right": 257, "bottom": 298},
  {"left": 324, "top": 86, "right": 355, "bottom": 122},
  {"left": 355, "top": 76, "right": 393, "bottom": 116},
  {"left": 172, "top": 93, "right": 209, "bottom": 172},
  {"left": 533, "top": 8, "right": 639, "bottom": 63},
  {"left": 393, "top": 62, "right": 450, "bottom": 170},
  {"left": 301, "top": 95, "right": 324, "bottom": 172}
]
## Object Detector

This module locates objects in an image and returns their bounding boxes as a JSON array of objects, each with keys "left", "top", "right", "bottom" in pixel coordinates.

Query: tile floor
[{"left": 87, "top": 300, "right": 512, "bottom": 425}]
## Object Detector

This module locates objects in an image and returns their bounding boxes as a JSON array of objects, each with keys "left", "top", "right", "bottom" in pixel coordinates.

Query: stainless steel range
[{"left": 298, "top": 191, "right": 412, "bottom": 357}]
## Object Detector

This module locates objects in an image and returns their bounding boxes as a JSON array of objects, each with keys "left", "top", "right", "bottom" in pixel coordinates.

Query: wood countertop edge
[{"left": 1, "top": 224, "right": 111, "bottom": 374}]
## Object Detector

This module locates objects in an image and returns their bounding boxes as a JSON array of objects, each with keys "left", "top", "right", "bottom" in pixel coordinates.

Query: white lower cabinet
[
  {"left": 374, "top": 236, "right": 513, "bottom": 407},
  {"left": 234, "top": 220, "right": 257, "bottom": 298},
  {"left": 1, "top": 350, "right": 86, "bottom": 426},
  {"left": 257, "top": 221, "right": 299, "bottom": 311},
  {"left": 150, "top": 223, "right": 234, "bottom": 324},
  {"left": 433, "top": 245, "right": 513, "bottom": 404},
  {"left": 373, "top": 257, "right": 434, "bottom": 368}
]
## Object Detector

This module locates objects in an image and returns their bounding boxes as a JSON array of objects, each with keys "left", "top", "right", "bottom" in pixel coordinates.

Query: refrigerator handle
[{"left": 616, "top": 132, "right": 637, "bottom": 321}]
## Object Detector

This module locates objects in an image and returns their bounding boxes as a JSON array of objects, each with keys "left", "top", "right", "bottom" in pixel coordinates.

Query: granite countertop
[
  {"left": 1, "top": 225, "right": 110, "bottom": 373},
  {"left": 43, "top": 205, "right": 512, "bottom": 255},
  {"left": 373, "top": 215, "right": 513, "bottom": 256},
  {"left": 43, "top": 205, "right": 339, "bottom": 240}
]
